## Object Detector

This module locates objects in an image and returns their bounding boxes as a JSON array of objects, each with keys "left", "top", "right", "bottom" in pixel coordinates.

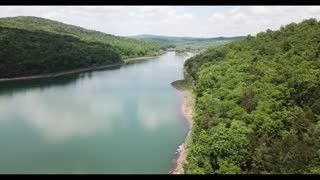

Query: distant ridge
[{"left": 128, "top": 34, "right": 246, "bottom": 43}]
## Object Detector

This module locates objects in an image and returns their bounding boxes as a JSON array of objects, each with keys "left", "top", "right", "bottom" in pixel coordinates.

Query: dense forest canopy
[
  {"left": 0, "top": 16, "right": 164, "bottom": 78},
  {"left": 183, "top": 18, "right": 320, "bottom": 174}
]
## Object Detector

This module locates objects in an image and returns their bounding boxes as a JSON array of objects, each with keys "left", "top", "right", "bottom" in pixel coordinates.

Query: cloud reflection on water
[
  {"left": 0, "top": 52, "right": 192, "bottom": 143},
  {"left": 136, "top": 95, "right": 179, "bottom": 132},
  {"left": 0, "top": 86, "right": 124, "bottom": 143}
]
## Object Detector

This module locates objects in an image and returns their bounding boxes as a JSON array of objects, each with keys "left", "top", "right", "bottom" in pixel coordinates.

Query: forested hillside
[
  {"left": 0, "top": 16, "right": 164, "bottom": 78},
  {"left": 183, "top": 18, "right": 320, "bottom": 174}
]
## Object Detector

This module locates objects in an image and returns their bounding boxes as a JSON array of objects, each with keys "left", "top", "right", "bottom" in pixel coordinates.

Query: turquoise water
[{"left": 0, "top": 52, "right": 192, "bottom": 174}]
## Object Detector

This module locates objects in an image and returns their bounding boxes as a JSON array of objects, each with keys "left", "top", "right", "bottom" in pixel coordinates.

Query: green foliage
[
  {"left": 0, "top": 27, "right": 121, "bottom": 78},
  {"left": 184, "top": 18, "right": 320, "bottom": 174},
  {"left": 0, "top": 16, "right": 164, "bottom": 78},
  {"left": 185, "top": 120, "right": 251, "bottom": 174}
]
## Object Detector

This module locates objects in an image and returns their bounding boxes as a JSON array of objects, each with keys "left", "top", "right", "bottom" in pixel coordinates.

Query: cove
[{"left": 0, "top": 52, "right": 193, "bottom": 174}]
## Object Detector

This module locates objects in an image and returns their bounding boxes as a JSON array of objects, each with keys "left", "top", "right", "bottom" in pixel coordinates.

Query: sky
[{"left": 0, "top": 6, "right": 320, "bottom": 38}]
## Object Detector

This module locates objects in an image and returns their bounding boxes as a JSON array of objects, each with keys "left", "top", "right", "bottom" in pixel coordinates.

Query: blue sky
[{"left": 0, "top": 6, "right": 319, "bottom": 37}]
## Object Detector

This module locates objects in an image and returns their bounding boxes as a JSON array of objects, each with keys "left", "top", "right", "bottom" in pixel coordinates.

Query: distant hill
[
  {"left": 129, "top": 34, "right": 246, "bottom": 44},
  {"left": 0, "top": 16, "right": 164, "bottom": 78},
  {"left": 128, "top": 34, "right": 246, "bottom": 53}
]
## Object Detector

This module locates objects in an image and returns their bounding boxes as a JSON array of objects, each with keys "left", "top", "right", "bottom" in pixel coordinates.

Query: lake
[{"left": 0, "top": 51, "right": 192, "bottom": 174}]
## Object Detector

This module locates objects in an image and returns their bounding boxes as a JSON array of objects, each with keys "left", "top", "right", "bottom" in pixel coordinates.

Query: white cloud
[
  {"left": 207, "top": 6, "right": 320, "bottom": 36},
  {"left": 230, "top": 7, "right": 241, "bottom": 15},
  {"left": 0, "top": 6, "right": 319, "bottom": 37},
  {"left": 249, "top": 6, "right": 268, "bottom": 15},
  {"left": 208, "top": 13, "right": 225, "bottom": 22}
]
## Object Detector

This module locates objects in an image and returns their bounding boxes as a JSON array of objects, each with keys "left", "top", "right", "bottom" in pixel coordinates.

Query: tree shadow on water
[{"left": 0, "top": 64, "right": 122, "bottom": 97}]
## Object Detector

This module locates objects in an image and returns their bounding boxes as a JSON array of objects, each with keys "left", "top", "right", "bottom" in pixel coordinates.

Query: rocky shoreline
[{"left": 169, "top": 80, "right": 193, "bottom": 174}]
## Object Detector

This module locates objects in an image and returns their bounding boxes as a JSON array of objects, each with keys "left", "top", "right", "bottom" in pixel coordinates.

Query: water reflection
[
  {"left": 0, "top": 65, "right": 122, "bottom": 96},
  {"left": 0, "top": 56, "right": 189, "bottom": 143},
  {"left": 0, "top": 52, "right": 194, "bottom": 173},
  {"left": 0, "top": 53, "right": 192, "bottom": 142},
  {"left": 137, "top": 94, "right": 179, "bottom": 131},
  {"left": 0, "top": 85, "right": 124, "bottom": 143}
]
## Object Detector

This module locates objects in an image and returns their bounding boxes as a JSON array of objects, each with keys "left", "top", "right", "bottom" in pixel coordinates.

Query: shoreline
[
  {"left": 123, "top": 54, "right": 162, "bottom": 62},
  {"left": 0, "top": 63, "right": 123, "bottom": 83},
  {"left": 0, "top": 53, "right": 165, "bottom": 83},
  {"left": 169, "top": 80, "right": 194, "bottom": 174}
]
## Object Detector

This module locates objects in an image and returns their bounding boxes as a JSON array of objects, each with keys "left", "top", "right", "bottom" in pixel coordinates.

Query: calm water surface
[{"left": 0, "top": 52, "right": 192, "bottom": 174}]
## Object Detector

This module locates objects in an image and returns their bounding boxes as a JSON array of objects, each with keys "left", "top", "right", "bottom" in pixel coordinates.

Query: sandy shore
[{"left": 169, "top": 81, "right": 194, "bottom": 174}]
